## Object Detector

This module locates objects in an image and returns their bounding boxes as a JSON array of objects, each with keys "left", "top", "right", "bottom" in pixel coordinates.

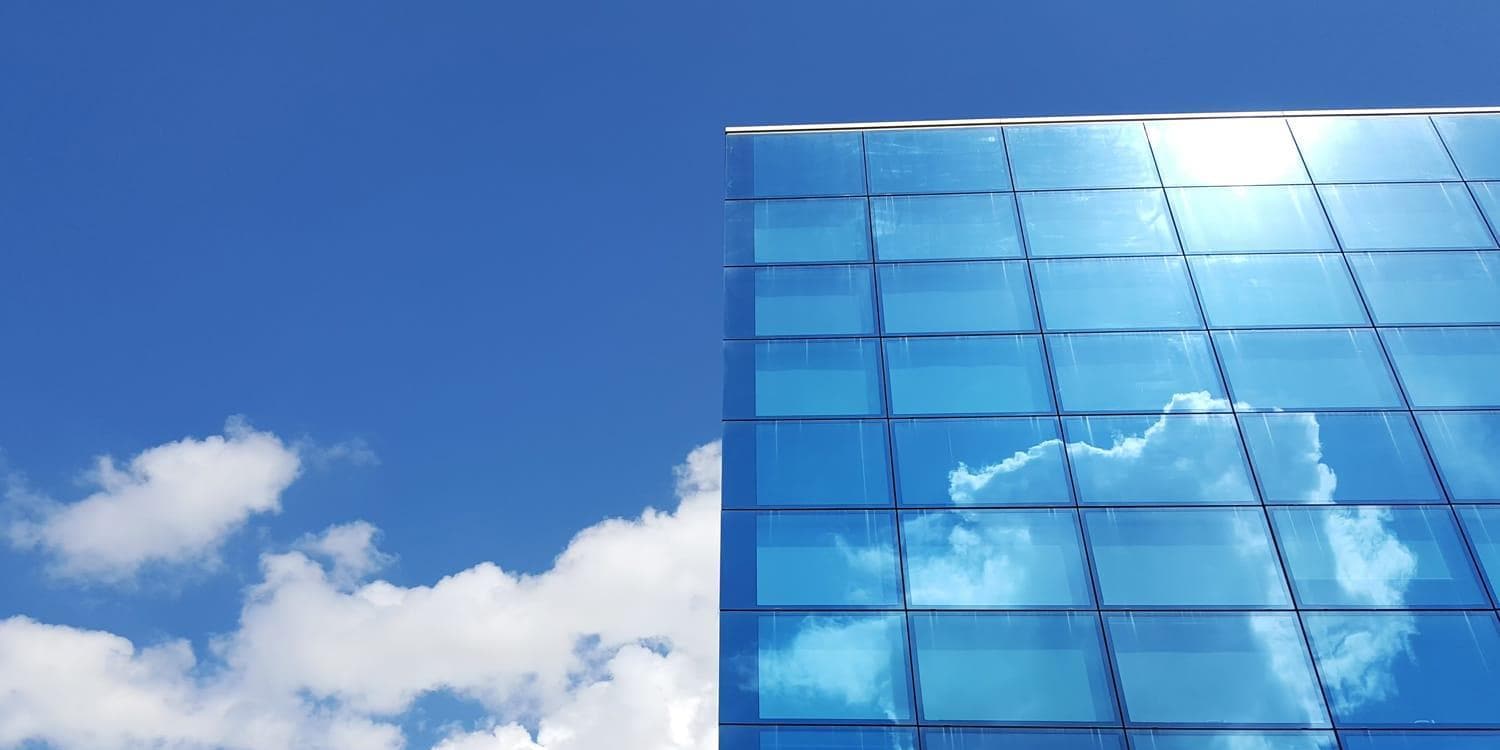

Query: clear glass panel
[
  {"left": 1147, "top": 118, "right": 1310, "bottom": 186},
  {"left": 1130, "top": 731, "right": 1338, "bottom": 750},
  {"left": 1474, "top": 182, "right": 1500, "bottom": 232},
  {"left": 1105, "top": 612, "right": 1329, "bottom": 727},
  {"left": 909, "top": 612, "right": 1117, "bottom": 724},
  {"left": 1189, "top": 254, "right": 1367, "bottom": 327},
  {"left": 1006, "top": 122, "right": 1160, "bottom": 190},
  {"left": 901, "top": 509, "right": 1092, "bottom": 607},
  {"left": 1302, "top": 611, "right": 1500, "bottom": 728},
  {"left": 884, "top": 336, "right": 1051, "bottom": 416},
  {"left": 1239, "top": 412, "right": 1443, "bottom": 504},
  {"left": 1455, "top": 506, "right": 1500, "bottom": 602},
  {"left": 1083, "top": 508, "right": 1290, "bottom": 607},
  {"left": 924, "top": 728, "right": 1126, "bottom": 750},
  {"left": 1418, "top": 411, "right": 1500, "bottom": 501},
  {"left": 1213, "top": 330, "right": 1403, "bottom": 410},
  {"left": 1340, "top": 730, "right": 1500, "bottom": 750},
  {"left": 726, "top": 132, "right": 866, "bottom": 198},
  {"left": 877, "top": 261, "right": 1035, "bottom": 334},
  {"left": 891, "top": 418, "right": 1071, "bottom": 506},
  {"left": 721, "top": 726, "right": 918, "bottom": 750},
  {"left": 725, "top": 265, "right": 876, "bottom": 337},
  {"left": 866, "top": 127, "right": 1011, "bottom": 194},
  {"left": 1048, "top": 332, "right": 1227, "bottom": 413},
  {"left": 1320, "top": 183, "right": 1495, "bottom": 251},
  {"left": 722, "top": 510, "right": 902, "bottom": 608},
  {"left": 1065, "top": 415, "right": 1257, "bottom": 505},
  {"left": 1433, "top": 114, "right": 1500, "bottom": 180},
  {"left": 723, "top": 420, "right": 892, "bottom": 508},
  {"left": 872, "top": 193, "right": 1024, "bottom": 261},
  {"left": 720, "top": 611, "right": 914, "bottom": 722},
  {"left": 1169, "top": 185, "right": 1337, "bottom": 254},
  {"left": 1290, "top": 115, "right": 1459, "bottom": 182},
  {"left": 1032, "top": 256, "right": 1201, "bottom": 331},
  {"left": 725, "top": 198, "right": 871, "bottom": 265},
  {"left": 1270, "top": 506, "right": 1487, "bottom": 608},
  {"left": 1019, "top": 189, "right": 1179, "bottom": 257},
  {"left": 724, "top": 339, "right": 884, "bottom": 418},
  {"left": 1348, "top": 251, "right": 1500, "bottom": 325},
  {"left": 1382, "top": 327, "right": 1500, "bottom": 408}
]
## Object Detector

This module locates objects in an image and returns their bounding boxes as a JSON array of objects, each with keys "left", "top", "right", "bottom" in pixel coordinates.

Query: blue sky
[{"left": 1, "top": 2, "right": 1498, "bottom": 749}]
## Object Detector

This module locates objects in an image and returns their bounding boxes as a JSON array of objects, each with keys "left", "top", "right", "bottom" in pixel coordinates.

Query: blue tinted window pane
[
  {"left": 727, "top": 132, "right": 866, "bottom": 198},
  {"left": 1033, "top": 257, "right": 1200, "bottom": 331},
  {"left": 1130, "top": 731, "right": 1337, "bottom": 750},
  {"left": 872, "top": 194, "right": 1023, "bottom": 261},
  {"left": 722, "top": 511, "right": 902, "bottom": 608},
  {"left": 878, "top": 262, "right": 1035, "bottom": 334},
  {"left": 1349, "top": 251, "right": 1500, "bottom": 325},
  {"left": 1290, "top": 116, "right": 1459, "bottom": 182},
  {"left": 891, "top": 418, "right": 1071, "bottom": 506},
  {"left": 866, "top": 127, "right": 1010, "bottom": 194},
  {"left": 1303, "top": 612, "right": 1500, "bottom": 728},
  {"left": 721, "top": 726, "right": 918, "bottom": 750},
  {"left": 1169, "top": 186, "right": 1337, "bottom": 254},
  {"left": 1433, "top": 114, "right": 1500, "bottom": 180},
  {"left": 1418, "top": 412, "right": 1500, "bottom": 501},
  {"left": 909, "top": 612, "right": 1116, "bottom": 723},
  {"left": 884, "top": 336, "right": 1051, "bottom": 415},
  {"left": 725, "top": 199, "right": 871, "bottom": 265},
  {"left": 1239, "top": 412, "right": 1442, "bottom": 504},
  {"left": 1341, "top": 730, "right": 1500, "bottom": 750},
  {"left": 1019, "top": 189, "right": 1179, "bottom": 257},
  {"left": 1049, "top": 332, "right": 1226, "bottom": 413},
  {"left": 1007, "top": 123, "right": 1159, "bottom": 190},
  {"left": 1083, "top": 508, "right": 1289, "bottom": 607},
  {"left": 1474, "top": 182, "right": 1500, "bottom": 231},
  {"left": 1190, "top": 254, "right": 1367, "bottom": 327},
  {"left": 723, "top": 420, "right": 892, "bottom": 508},
  {"left": 1271, "top": 506, "right": 1487, "bottom": 608},
  {"left": 725, "top": 266, "right": 875, "bottom": 337},
  {"left": 720, "top": 611, "right": 913, "bottom": 722},
  {"left": 1213, "top": 330, "right": 1403, "bottom": 410},
  {"left": 924, "top": 728, "right": 1125, "bottom": 750},
  {"left": 1105, "top": 613, "right": 1329, "bottom": 727},
  {"left": 1320, "top": 183, "right": 1495, "bottom": 251},
  {"left": 724, "top": 339, "right": 884, "bottom": 418},
  {"left": 1382, "top": 327, "right": 1500, "bottom": 408},
  {"left": 901, "top": 510, "right": 1092, "bottom": 607},
  {"left": 1065, "top": 415, "right": 1256, "bottom": 505},
  {"left": 1456, "top": 507, "right": 1500, "bottom": 602},
  {"left": 1147, "top": 118, "right": 1309, "bottom": 186}
]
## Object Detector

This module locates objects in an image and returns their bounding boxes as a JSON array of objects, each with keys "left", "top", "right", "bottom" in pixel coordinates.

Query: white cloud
[{"left": 295, "top": 520, "right": 395, "bottom": 588}]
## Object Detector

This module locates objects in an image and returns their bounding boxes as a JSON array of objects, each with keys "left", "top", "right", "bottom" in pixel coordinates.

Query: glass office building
[{"left": 720, "top": 108, "right": 1500, "bottom": 750}]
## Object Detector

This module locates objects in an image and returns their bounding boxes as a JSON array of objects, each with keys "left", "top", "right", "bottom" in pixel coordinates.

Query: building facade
[{"left": 719, "top": 108, "right": 1500, "bottom": 750}]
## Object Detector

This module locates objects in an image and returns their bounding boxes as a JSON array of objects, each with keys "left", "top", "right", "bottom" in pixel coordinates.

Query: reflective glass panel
[
  {"left": 1270, "top": 506, "right": 1487, "bottom": 608},
  {"left": 1290, "top": 115, "right": 1459, "bottom": 182},
  {"left": 725, "top": 198, "right": 871, "bottom": 265},
  {"left": 1065, "top": 415, "right": 1256, "bottom": 504},
  {"left": 1456, "top": 506, "right": 1500, "bottom": 602},
  {"left": 1340, "top": 731, "right": 1500, "bottom": 750},
  {"left": 1130, "top": 731, "right": 1337, "bottom": 750},
  {"left": 924, "top": 728, "right": 1125, "bottom": 750},
  {"left": 1239, "top": 412, "right": 1443, "bottom": 504},
  {"left": 1418, "top": 411, "right": 1500, "bottom": 501},
  {"left": 1302, "top": 612, "right": 1500, "bottom": 728},
  {"left": 866, "top": 127, "right": 1011, "bottom": 194},
  {"left": 890, "top": 418, "right": 1071, "bottom": 506},
  {"left": 722, "top": 511, "right": 902, "bottom": 608},
  {"left": 720, "top": 611, "right": 914, "bottom": 722},
  {"left": 724, "top": 339, "right": 884, "bottom": 418},
  {"left": 884, "top": 336, "right": 1051, "bottom": 415},
  {"left": 1007, "top": 122, "right": 1159, "bottom": 190},
  {"left": 1189, "top": 254, "right": 1367, "bottom": 327},
  {"left": 1019, "top": 189, "right": 1179, "bottom": 257},
  {"left": 1169, "top": 185, "right": 1337, "bottom": 254},
  {"left": 723, "top": 420, "right": 892, "bottom": 508},
  {"left": 1049, "top": 332, "right": 1226, "bottom": 413},
  {"left": 872, "top": 193, "right": 1024, "bottom": 261},
  {"left": 1147, "top": 118, "right": 1309, "bottom": 186},
  {"left": 1382, "top": 327, "right": 1500, "bottom": 408},
  {"left": 1320, "top": 183, "right": 1495, "bottom": 251},
  {"left": 1474, "top": 181, "right": 1500, "bottom": 230},
  {"left": 726, "top": 132, "right": 866, "bottom": 198},
  {"left": 1213, "top": 330, "right": 1403, "bottom": 410},
  {"left": 1032, "top": 256, "right": 1200, "bottom": 331},
  {"left": 1083, "top": 508, "right": 1290, "bottom": 607},
  {"left": 909, "top": 612, "right": 1117, "bottom": 723},
  {"left": 1433, "top": 114, "right": 1500, "bottom": 180},
  {"left": 901, "top": 509, "right": 1092, "bottom": 607},
  {"left": 878, "top": 261, "right": 1035, "bottom": 334},
  {"left": 721, "top": 726, "right": 918, "bottom": 750},
  {"left": 725, "top": 265, "right": 876, "bottom": 337},
  {"left": 1348, "top": 251, "right": 1500, "bottom": 325}
]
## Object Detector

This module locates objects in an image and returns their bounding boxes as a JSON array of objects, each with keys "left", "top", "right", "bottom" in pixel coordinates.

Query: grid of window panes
[{"left": 721, "top": 112, "right": 1500, "bottom": 750}]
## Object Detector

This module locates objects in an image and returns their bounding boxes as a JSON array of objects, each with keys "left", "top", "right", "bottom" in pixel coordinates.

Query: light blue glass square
[
  {"left": 1320, "top": 183, "right": 1495, "bottom": 251},
  {"left": 872, "top": 193, "right": 1024, "bottom": 261},
  {"left": 1239, "top": 412, "right": 1443, "bottom": 504},
  {"left": 721, "top": 510, "right": 902, "bottom": 608},
  {"left": 1032, "top": 256, "right": 1200, "bottom": 331},
  {"left": 1019, "top": 189, "right": 1179, "bottom": 257},
  {"left": 1007, "top": 122, "right": 1159, "bottom": 190},
  {"left": 1169, "top": 186, "right": 1337, "bottom": 254},
  {"left": 884, "top": 336, "right": 1051, "bottom": 415},
  {"left": 1048, "top": 332, "right": 1226, "bottom": 413},
  {"left": 1382, "top": 327, "right": 1500, "bottom": 408},
  {"left": 725, "top": 265, "right": 875, "bottom": 337},
  {"left": 726, "top": 132, "right": 866, "bottom": 198},
  {"left": 1146, "top": 118, "right": 1309, "bottom": 186},
  {"left": 724, "top": 339, "right": 884, "bottom": 418},
  {"left": 1064, "top": 414, "right": 1256, "bottom": 505},
  {"left": 1083, "top": 508, "right": 1290, "bottom": 607},
  {"left": 1213, "top": 329, "right": 1403, "bottom": 410},
  {"left": 721, "top": 726, "right": 918, "bottom": 750},
  {"left": 1341, "top": 731, "right": 1500, "bottom": 750},
  {"left": 1348, "top": 251, "right": 1500, "bottom": 325},
  {"left": 924, "top": 728, "right": 1126, "bottom": 750},
  {"left": 723, "top": 420, "right": 892, "bottom": 508},
  {"left": 866, "top": 127, "right": 1011, "bottom": 194},
  {"left": 1433, "top": 114, "right": 1500, "bottom": 180},
  {"left": 1189, "top": 254, "right": 1367, "bottom": 327},
  {"left": 901, "top": 509, "right": 1092, "bottom": 607},
  {"left": 878, "top": 261, "right": 1035, "bottom": 334},
  {"left": 1130, "top": 731, "right": 1337, "bottom": 750},
  {"left": 891, "top": 418, "right": 1071, "bottom": 506},
  {"left": 1417, "top": 411, "right": 1500, "bottom": 501},
  {"left": 1455, "top": 507, "right": 1500, "bottom": 602},
  {"left": 724, "top": 198, "right": 871, "bottom": 265},
  {"left": 1474, "top": 182, "right": 1500, "bottom": 231},
  {"left": 1290, "top": 115, "right": 1459, "bottom": 182}
]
